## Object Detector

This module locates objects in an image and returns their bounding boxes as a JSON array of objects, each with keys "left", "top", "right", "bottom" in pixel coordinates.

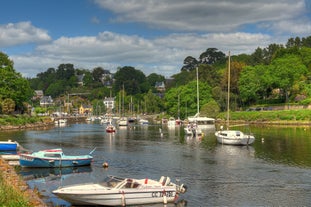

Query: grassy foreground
[
  {"left": 0, "top": 159, "right": 45, "bottom": 207},
  {"left": 216, "top": 109, "right": 311, "bottom": 124}
]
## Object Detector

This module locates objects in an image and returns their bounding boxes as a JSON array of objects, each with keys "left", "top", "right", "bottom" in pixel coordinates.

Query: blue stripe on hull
[
  {"left": 20, "top": 158, "right": 92, "bottom": 168},
  {"left": 0, "top": 143, "right": 17, "bottom": 151}
]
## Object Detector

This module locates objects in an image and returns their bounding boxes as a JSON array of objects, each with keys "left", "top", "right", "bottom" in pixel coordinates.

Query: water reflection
[{"left": 2, "top": 124, "right": 311, "bottom": 206}]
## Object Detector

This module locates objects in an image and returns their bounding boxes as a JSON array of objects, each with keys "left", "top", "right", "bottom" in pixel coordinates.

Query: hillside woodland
[{"left": 1, "top": 36, "right": 311, "bottom": 119}]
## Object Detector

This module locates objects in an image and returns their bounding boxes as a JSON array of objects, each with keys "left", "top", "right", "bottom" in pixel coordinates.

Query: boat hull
[
  {"left": 215, "top": 130, "right": 255, "bottom": 145},
  {"left": 54, "top": 185, "right": 177, "bottom": 206},
  {"left": 0, "top": 141, "right": 18, "bottom": 151},
  {"left": 19, "top": 149, "right": 93, "bottom": 168},
  {"left": 19, "top": 156, "right": 93, "bottom": 168}
]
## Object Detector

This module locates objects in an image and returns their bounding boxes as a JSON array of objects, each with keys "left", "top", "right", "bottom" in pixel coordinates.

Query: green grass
[
  {"left": 0, "top": 115, "right": 44, "bottom": 126},
  {"left": 216, "top": 109, "right": 311, "bottom": 122},
  {"left": 0, "top": 171, "right": 32, "bottom": 207}
]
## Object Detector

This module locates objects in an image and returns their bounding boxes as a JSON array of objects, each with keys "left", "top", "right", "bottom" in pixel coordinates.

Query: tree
[
  {"left": 165, "top": 80, "right": 213, "bottom": 119},
  {"left": 181, "top": 56, "right": 199, "bottom": 71},
  {"left": 199, "top": 48, "right": 226, "bottom": 64},
  {"left": 92, "top": 67, "right": 105, "bottom": 82},
  {"left": 270, "top": 55, "right": 308, "bottom": 103},
  {"left": 1, "top": 98, "right": 15, "bottom": 114},
  {"left": 0, "top": 52, "right": 33, "bottom": 112},
  {"left": 56, "top": 64, "right": 75, "bottom": 80},
  {"left": 113, "top": 66, "right": 150, "bottom": 95}
]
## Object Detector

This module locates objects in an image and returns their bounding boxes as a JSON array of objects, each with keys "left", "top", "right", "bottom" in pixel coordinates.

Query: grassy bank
[
  {"left": 216, "top": 109, "right": 311, "bottom": 124},
  {"left": 0, "top": 159, "right": 46, "bottom": 206},
  {"left": 0, "top": 115, "right": 48, "bottom": 126}
]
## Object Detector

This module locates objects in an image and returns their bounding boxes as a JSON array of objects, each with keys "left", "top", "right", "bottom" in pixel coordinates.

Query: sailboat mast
[
  {"left": 226, "top": 51, "right": 231, "bottom": 130},
  {"left": 196, "top": 67, "right": 199, "bottom": 115}
]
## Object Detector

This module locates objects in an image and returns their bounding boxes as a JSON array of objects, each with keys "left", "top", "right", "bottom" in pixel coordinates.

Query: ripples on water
[{"left": 2, "top": 123, "right": 311, "bottom": 206}]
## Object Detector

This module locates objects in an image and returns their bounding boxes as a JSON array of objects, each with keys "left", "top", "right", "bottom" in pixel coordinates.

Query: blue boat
[
  {"left": 0, "top": 140, "right": 19, "bottom": 151},
  {"left": 19, "top": 148, "right": 95, "bottom": 168}
]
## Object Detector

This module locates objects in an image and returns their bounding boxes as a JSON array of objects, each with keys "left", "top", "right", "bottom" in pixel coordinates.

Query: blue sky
[{"left": 1, "top": 0, "right": 311, "bottom": 78}]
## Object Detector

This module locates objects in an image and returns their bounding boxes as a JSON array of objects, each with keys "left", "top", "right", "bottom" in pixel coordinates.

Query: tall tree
[
  {"left": 113, "top": 66, "right": 150, "bottom": 95},
  {"left": 0, "top": 52, "right": 33, "bottom": 112},
  {"left": 199, "top": 48, "right": 226, "bottom": 65}
]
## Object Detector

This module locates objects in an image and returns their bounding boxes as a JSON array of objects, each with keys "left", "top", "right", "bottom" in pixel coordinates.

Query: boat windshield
[{"left": 101, "top": 176, "right": 124, "bottom": 188}]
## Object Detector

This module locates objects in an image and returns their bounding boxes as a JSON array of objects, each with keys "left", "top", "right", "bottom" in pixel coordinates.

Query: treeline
[{"left": 1, "top": 36, "right": 311, "bottom": 118}]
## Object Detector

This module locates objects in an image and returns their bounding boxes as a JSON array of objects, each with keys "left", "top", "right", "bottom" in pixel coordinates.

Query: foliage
[
  {"left": 200, "top": 99, "right": 220, "bottom": 118},
  {"left": 113, "top": 66, "right": 150, "bottom": 95},
  {"left": 0, "top": 52, "right": 33, "bottom": 112},
  {"left": 217, "top": 109, "right": 311, "bottom": 121},
  {"left": 1, "top": 98, "right": 15, "bottom": 114},
  {"left": 165, "top": 80, "right": 213, "bottom": 119}
]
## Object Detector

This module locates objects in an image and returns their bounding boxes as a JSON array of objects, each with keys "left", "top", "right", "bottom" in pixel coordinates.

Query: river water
[{"left": 1, "top": 121, "right": 311, "bottom": 206}]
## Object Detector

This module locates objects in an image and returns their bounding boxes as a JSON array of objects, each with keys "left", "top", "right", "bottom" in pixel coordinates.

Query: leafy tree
[
  {"left": 113, "top": 66, "right": 150, "bottom": 95},
  {"left": 199, "top": 64, "right": 221, "bottom": 88},
  {"left": 92, "top": 67, "right": 105, "bottom": 82},
  {"left": 181, "top": 56, "right": 199, "bottom": 71},
  {"left": 0, "top": 52, "right": 33, "bottom": 112},
  {"left": 200, "top": 99, "right": 220, "bottom": 118},
  {"left": 239, "top": 65, "right": 270, "bottom": 105},
  {"left": 147, "top": 73, "right": 165, "bottom": 90},
  {"left": 143, "top": 90, "right": 163, "bottom": 114},
  {"left": 165, "top": 80, "right": 213, "bottom": 119},
  {"left": 1, "top": 98, "right": 15, "bottom": 114},
  {"left": 45, "top": 80, "right": 66, "bottom": 97},
  {"left": 270, "top": 54, "right": 308, "bottom": 103},
  {"left": 56, "top": 64, "right": 75, "bottom": 80},
  {"left": 199, "top": 48, "right": 226, "bottom": 64}
]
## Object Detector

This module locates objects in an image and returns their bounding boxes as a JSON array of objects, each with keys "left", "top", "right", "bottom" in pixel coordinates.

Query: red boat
[{"left": 106, "top": 124, "right": 116, "bottom": 133}]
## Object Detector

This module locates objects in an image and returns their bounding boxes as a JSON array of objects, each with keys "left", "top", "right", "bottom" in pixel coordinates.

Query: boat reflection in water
[{"left": 20, "top": 166, "right": 93, "bottom": 181}]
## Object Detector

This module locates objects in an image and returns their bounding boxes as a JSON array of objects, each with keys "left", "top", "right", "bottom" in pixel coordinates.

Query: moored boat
[
  {"left": 53, "top": 175, "right": 187, "bottom": 206},
  {"left": 19, "top": 148, "right": 95, "bottom": 168},
  {"left": 215, "top": 52, "right": 255, "bottom": 146},
  {"left": 106, "top": 124, "right": 116, "bottom": 133},
  {"left": 215, "top": 129, "right": 255, "bottom": 145},
  {"left": 0, "top": 140, "right": 19, "bottom": 151}
]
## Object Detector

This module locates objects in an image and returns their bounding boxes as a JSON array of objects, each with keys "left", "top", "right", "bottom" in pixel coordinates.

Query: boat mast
[
  {"left": 226, "top": 51, "right": 231, "bottom": 130},
  {"left": 196, "top": 67, "right": 200, "bottom": 116}
]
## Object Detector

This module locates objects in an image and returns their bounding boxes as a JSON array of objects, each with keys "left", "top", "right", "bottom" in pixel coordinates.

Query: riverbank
[{"left": 0, "top": 158, "right": 46, "bottom": 206}]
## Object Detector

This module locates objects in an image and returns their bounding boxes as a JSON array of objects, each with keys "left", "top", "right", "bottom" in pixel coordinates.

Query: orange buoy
[{"left": 103, "top": 162, "right": 109, "bottom": 168}]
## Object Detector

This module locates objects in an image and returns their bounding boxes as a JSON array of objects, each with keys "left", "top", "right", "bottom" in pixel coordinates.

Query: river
[{"left": 1, "top": 121, "right": 311, "bottom": 206}]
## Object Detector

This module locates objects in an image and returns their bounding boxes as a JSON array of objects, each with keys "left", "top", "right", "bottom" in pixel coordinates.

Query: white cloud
[
  {"left": 94, "top": 0, "right": 306, "bottom": 33},
  {"left": 0, "top": 21, "right": 51, "bottom": 47},
  {"left": 11, "top": 31, "right": 276, "bottom": 78}
]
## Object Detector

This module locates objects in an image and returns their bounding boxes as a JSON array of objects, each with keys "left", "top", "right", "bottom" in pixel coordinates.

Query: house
[
  {"left": 79, "top": 104, "right": 93, "bottom": 115},
  {"left": 155, "top": 81, "right": 166, "bottom": 92},
  {"left": 40, "top": 96, "right": 53, "bottom": 107},
  {"left": 103, "top": 97, "right": 115, "bottom": 113},
  {"left": 101, "top": 72, "right": 114, "bottom": 87},
  {"left": 33, "top": 90, "right": 44, "bottom": 100},
  {"left": 76, "top": 74, "right": 85, "bottom": 86}
]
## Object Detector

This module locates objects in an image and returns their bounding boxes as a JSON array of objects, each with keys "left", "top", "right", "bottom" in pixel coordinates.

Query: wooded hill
[{"left": 1, "top": 36, "right": 311, "bottom": 119}]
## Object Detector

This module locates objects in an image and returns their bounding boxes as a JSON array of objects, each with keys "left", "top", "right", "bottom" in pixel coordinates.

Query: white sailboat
[
  {"left": 184, "top": 67, "right": 215, "bottom": 136},
  {"left": 215, "top": 51, "right": 255, "bottom": 145}
]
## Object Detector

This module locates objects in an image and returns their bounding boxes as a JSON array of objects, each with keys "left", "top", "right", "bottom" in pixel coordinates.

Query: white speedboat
[
  {"left": 215, "top": 130, "right": 255, "bottom": 145},
  {"left": 53, "top": 175, "right": 187, "bottom": 206}
]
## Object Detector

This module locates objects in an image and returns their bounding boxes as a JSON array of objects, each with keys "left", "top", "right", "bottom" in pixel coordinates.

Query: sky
[{"left": 1, "top": 0, "right": 311, "bottom": 78}]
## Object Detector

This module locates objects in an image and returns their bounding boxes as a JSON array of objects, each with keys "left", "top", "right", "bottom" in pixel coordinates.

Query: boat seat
[
  {"left": 159, "top": 176, "right": 170, "bottom": 186},
  {"left": 159, "top": 176, "right": 165, "bottom": 184}
]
